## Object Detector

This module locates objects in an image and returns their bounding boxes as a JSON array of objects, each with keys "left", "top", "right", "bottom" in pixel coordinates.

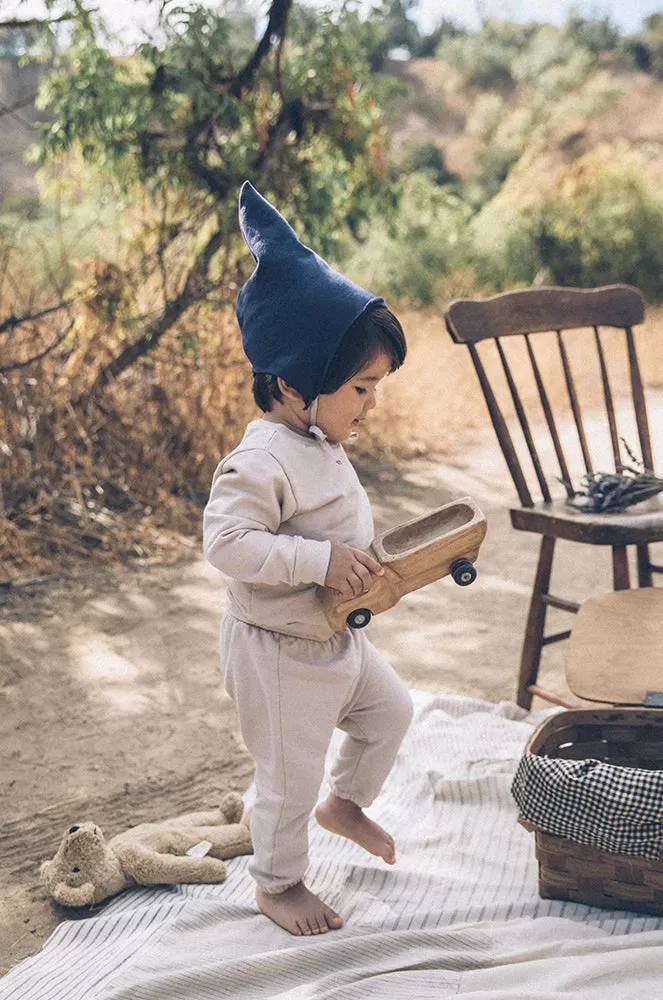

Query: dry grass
[
  {"left": 368, "top": 303, "right": 663, "bottom": 465},
  {"left": 2, "top": 298, "right": 662, "bottom": 582},
  {"left": 0, "top": 305, "right": 256, "bottom": 581},
  {"left": 363, "top": 306, "right": 491, "bottom": 456}
]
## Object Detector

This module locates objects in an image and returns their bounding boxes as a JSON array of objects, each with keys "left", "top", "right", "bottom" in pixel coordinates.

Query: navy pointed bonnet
[{"left": 236, "top": 182, "right": 383, "bottom": 405}]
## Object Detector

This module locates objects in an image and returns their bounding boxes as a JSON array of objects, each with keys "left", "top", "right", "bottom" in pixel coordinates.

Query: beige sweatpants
[{"left": 220, "top": 613, "right": 413, "bottom": 894}]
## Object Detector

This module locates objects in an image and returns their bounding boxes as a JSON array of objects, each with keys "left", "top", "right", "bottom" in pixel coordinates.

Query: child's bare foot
[
  {"left": 315, "top": 794, "right": 396, "bottom": 864},
  {"left": 256, "top": 883, "right": 344, "bottom": 936}
]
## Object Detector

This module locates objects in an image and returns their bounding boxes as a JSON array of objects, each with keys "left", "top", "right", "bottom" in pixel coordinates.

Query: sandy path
[{"left": 2, "top": 418, "right": 661, "bottom": 975}]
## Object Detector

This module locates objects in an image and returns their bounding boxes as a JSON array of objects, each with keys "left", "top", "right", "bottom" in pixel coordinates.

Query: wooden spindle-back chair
[{"left": 444, "top": 285, "right": 663, "bottom": 709}]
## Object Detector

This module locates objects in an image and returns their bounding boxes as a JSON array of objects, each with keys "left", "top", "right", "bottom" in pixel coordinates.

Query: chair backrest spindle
[
  {"left": 444, "top": 285, "right": 648, "bottom": 507},
  {"left": 467, "top": 342, "right": 534, "bottom": 507},
  {"left": 593, "top": 327, "right": 621, "bottom": 470},
  {"left": 495, "top": 338, "right": 552, "bottom": 503},
  {"left": 557, "top": 330, "right": 593, "bottom": 474},
  {"left": 524, "top": 334, "right": 574, "bottom": 497},
  {"left": 625, "top": 326, "right": 654, "bottom": 471}
]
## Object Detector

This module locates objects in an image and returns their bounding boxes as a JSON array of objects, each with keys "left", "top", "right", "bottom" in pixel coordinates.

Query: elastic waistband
[{"left": 223, "top": 604, "right": 337, "bottom": 644}]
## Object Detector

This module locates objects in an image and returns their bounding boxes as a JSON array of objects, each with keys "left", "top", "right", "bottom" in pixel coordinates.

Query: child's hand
[{"left": 325, "top": 542, "right": 384, "bottom": 599}]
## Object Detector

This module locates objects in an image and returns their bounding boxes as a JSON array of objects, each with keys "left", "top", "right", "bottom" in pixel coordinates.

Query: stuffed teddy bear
[{"left": 41, "top": 791, "right": 252, "bottom": 907}]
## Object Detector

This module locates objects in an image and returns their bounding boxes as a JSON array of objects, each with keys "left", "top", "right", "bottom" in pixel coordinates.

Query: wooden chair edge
[{"left": 444, "top": 284, "right": 646, "bottom": 344}]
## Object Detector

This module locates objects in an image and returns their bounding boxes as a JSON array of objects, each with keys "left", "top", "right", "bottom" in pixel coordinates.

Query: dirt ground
[{"left": 2, "top": 421, "right": 662, "bottom": 977}]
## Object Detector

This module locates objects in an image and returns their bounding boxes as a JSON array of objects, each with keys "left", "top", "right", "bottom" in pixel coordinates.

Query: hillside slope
[{"left": 387, "top": 56, "right": 663, "bottom": 183}]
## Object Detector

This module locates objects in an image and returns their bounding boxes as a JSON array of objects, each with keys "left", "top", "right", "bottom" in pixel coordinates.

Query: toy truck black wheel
[
  {"left": 347, "top": 608, "right": 372, "bottom": 629},
  {"left": 451, "top": 558, "right": 477, "bottom": 586}
]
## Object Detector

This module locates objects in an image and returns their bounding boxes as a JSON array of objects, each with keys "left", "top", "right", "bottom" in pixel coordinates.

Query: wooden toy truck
[{"left": 320, "top": 497, "right": 487, "bottom": 631}]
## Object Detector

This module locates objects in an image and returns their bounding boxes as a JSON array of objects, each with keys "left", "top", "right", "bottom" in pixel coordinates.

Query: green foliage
[
  {"left": 0, "top": 186, "right": 127, "bottom": 295},
  {"left": 510, "top": 23, "right": 593, "bottom": 88},
  {"left": 0, "top": 27, "right": 35, "bottom": 61},
  {"left": 623, "top": 13, "right": 663, "bottom": 77},
  {"left": 12, "top": 4, "right": 663, "bottom": 321},
  {"left": 530, "top": 47, "right": 595, "bottom": 111},
  {"left": 466, "top": 92, "right": 505, "bottom": 140},
  {"left": 466, "top": 150, "right": 663, "bottom": 302},
  {"left": 473, "top": 144, "right": 520, "bottom": 203},
  {"left": 437, "top": 16, "right": 614, "bottom": 97},
  {"left": 563, "top": 14, "right": 620, "bottom": 55},
  {"left": 621, "top": 35, "right": 652, "bottom": 72},
  {"left": 364, "top": 3, "right": 466, "bottom": 64},
  {"left": 0, "top": 0, "right": 415, "bottom": 416},
  {"left": 34, "top": 3, "right": 398, "bottom": 265},
  {"left": 413, "top": 19, "right": 468, "bottom": 59},
  {"left": 395, "top": 16, "right": 663, "bottom": 302},
  {"left": 398, "top": 143, "right": 456, "bottom": 186},
  {"left": 348, "top": 172, "right": 471, "bottom": 304},
  {"left": 459, "top": 29, "right": 620, "bottom": 207},
  {"left": 367, "top": 0, "right": 421, "bottom": 64},
  {"left": 436, "top": 20, "right": 538, "bottom": 90},
  {"left": 0, "top": 10, "right": 58, "bottom": 64},
  {"left": 464, "top": 197, "right": 540, "bottom": 290},
  {"left": 536, "top": 167, "right": 663, "bottom": 301}
]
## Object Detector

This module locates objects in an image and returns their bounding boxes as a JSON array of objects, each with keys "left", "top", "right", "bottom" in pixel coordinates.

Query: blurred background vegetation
[{"left": 1, "top": 0, "right": 663, "bottom": 578}]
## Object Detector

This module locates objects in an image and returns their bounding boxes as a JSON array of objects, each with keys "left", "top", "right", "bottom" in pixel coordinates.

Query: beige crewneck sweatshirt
[{"left": 203, "top": 418, "right": 374, "bottom": 640}]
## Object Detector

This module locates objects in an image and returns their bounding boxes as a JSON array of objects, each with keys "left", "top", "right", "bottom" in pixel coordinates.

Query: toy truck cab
[{"left": 320, "top": 497, "right": 487, "bottom": 631}]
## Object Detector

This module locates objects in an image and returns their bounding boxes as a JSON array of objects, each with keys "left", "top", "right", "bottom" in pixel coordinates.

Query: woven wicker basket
[{"left": 522, "top": 708, "right": 663, "bottom": 915}]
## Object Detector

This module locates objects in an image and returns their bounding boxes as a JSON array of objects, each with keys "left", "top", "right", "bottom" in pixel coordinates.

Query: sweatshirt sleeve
[{"left": 202, "top": 448, "right": 332, "bottom": 587}]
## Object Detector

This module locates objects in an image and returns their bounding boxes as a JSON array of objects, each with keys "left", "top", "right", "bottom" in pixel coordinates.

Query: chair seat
[
  {"left": 565, "top": 589, "right": 663, "bottom": 704},
  {"left": 510, "top": 495, "right": 663, "bottom": 545}
]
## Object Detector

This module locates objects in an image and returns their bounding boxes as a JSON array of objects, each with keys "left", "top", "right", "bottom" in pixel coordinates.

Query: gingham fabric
[{"left": 511, "top": 753, "right": 663, "bottom": 860}]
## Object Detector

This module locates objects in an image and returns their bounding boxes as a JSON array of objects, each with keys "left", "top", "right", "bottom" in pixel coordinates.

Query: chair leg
[
  {"left": 637, "top": 544, "right": 653, "bottom": 588},
  {"left": 612, "top": 546, "right": 630, "bottom": 590},
  {"left": 518, "top": 535, "right": 555, "bottom": 710}
]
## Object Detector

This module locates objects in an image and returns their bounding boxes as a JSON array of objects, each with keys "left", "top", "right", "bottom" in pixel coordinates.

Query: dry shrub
[
  {"left": 0, "top": 303, "right": 258, "bottom": 582},
  {"left": 2, "top": 295, "right": 662, "bottom": 583}
]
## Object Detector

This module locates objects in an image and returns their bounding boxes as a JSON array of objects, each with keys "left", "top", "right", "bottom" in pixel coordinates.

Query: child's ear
[{"left": 276, "top": 377, "right": 305, "bottom": 405}]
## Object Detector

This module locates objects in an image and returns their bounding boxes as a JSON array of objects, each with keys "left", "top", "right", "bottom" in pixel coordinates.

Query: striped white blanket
[{"left": 3, "top": 693, "right": 663, "bottom": 1000}]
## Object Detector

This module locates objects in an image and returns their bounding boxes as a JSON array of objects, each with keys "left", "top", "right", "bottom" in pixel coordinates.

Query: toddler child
[{"left": 203, "top": 182, "right": 413, "bottom": 936}]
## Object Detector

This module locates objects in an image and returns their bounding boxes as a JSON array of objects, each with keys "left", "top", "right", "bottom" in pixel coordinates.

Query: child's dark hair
[{"left": 252, "top": 304, "right": 406, "bottom": 412}]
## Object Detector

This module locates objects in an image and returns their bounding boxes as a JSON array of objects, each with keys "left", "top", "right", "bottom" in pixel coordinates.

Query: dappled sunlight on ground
[
  {"left": 73, "top": 635, "right": 161, "bottom": 715},
  {"left": 1, "top": 394, "right": 662, "bottom": 972},
  {"left": 76, "top": 640, "right": 141, "bottom": 683}
]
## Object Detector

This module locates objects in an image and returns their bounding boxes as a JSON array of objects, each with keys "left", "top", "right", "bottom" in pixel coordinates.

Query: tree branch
[
  {"left": 0, "top": 93, "right": 38, "bottom": 125},
  {"left": 229, "top": 0, "right": 293, "bottom": 97},
  {"left": 0, "top": 299, "right": 75, "bottom": 336},
  {"left": 0, "top": 321, "right": 73, "bottom": 373},
  {"left": 0, "top": 13, "right": 74, "bottom": 29},
  {"left": 84, "top": 226, "right": 226, "bottom": 399},
  {"left": 180, "top": 0, "right": 294, "bottom": 176}
]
